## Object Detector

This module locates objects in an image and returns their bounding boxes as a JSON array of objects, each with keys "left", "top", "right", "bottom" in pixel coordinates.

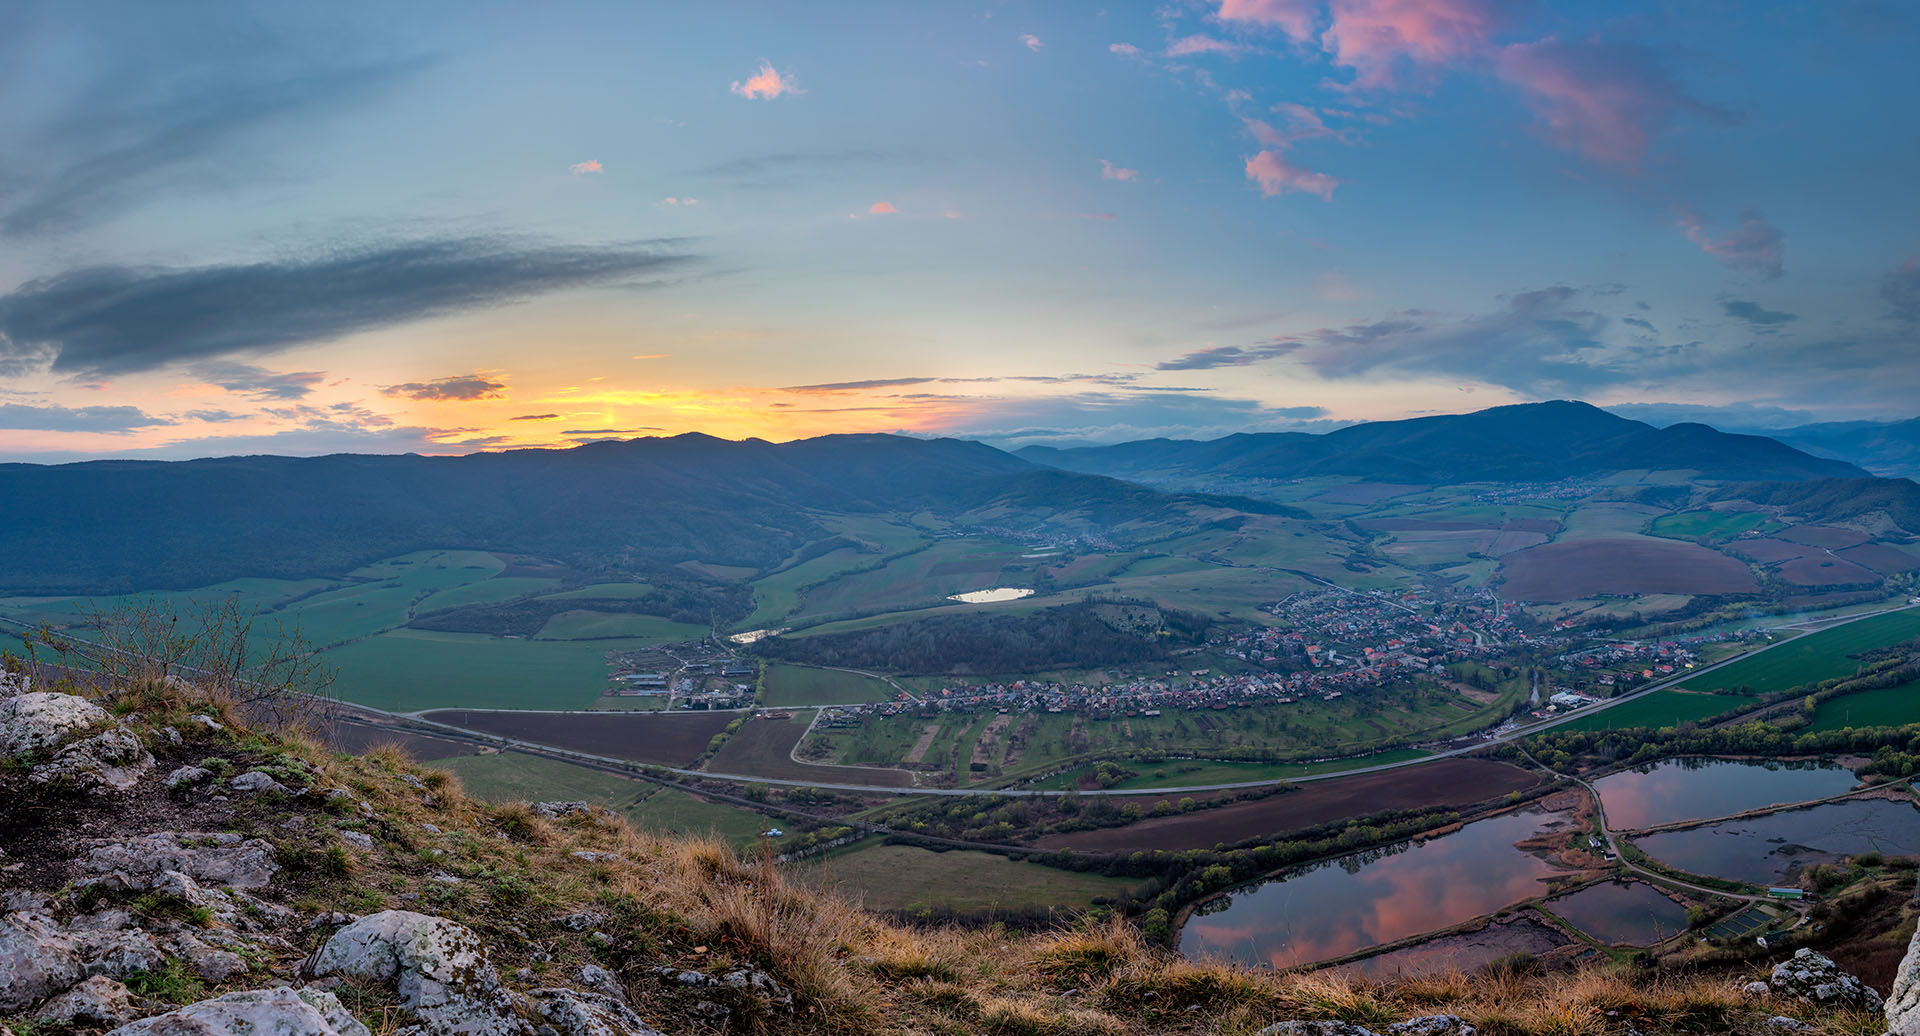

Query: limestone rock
[
  {"left": 106, "top": 986, "right": 371, "bottom": 1036},
  {"left": 1386, "top": 1018, "right": 1476, "bottom": 1036},
  {"left": 31, "top": 726, "right": 156, "bottom": 792},
  {"left": 167, "top": 933, "right": 249, "bottom": 983},
  {"left": 81, "top": 928, "right": 166, "bottom": 979},
  {"left": 307, "top": 910, "right": 531, "bottom": 1035},
  {"left": 1769, "top": 947, "right": 1882, "bottom": 1012},
  {"left": 532, "top": 987, "right": 668, "bottom": 1036},
  {"left": 0, "top": 692, "right": 108, "bottom": 758},
  {"left": 34, "top": 974, "right": 143, "bottom": 1027},
  {"left": 0, "top": 910, "right": 85, "bottom": 1012},
  {"left": 1257, "top": 1023, "right": 1381, "bottom": 1036},
  {"left": 340, "top": 830, "right": 375, "bottom": 851},
  {"left": 1891, "top": 921, "right": 1920, "bottom": 1036},
  {"left": 80, "top": 832, "right": 279, "bottom": 889},
  {"left": 229, "top": 770, "right": 290, "bottom": 797},
  {"left": 168, "top": 766, "right": 213, "bottom": 789},
  {"left": 533, "top": 802, "right": 591, "bottom": 819}
]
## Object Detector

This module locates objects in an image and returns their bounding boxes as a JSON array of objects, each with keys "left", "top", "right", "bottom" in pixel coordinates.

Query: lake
[
  {"left": 1593, "top": 757, "right": 1858, "bottom": 829},
  {"left": 1633, "top": 797, "right": 1920, "bottom": 885},
  {"left": 1179, "top": 807, "right": 1568, "bottom": 969},
  {"left": 1546, "top": 880, "right": 1690, "bottom": 945}
]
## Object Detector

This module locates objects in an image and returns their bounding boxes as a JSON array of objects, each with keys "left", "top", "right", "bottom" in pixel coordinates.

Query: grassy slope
[{"left": 1681, "top": 609, "right": 1920, "bottom": 695}]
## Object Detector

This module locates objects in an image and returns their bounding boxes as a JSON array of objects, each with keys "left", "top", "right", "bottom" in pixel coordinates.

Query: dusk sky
[{"left": 2, "top": 0, "right": 1917, "bottom": 462}]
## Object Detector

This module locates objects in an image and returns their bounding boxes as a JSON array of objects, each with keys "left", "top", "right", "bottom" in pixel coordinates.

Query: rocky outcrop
[
  {"left": 531, "top": 987, "right": 668, "bottom": 1036},
  {"left": 1258, "top": 1019, "right": 1475, "bottom": 1036},
  {"left": 0, "top": 692, "right": 108, "bottom": 758},
  {"left": 1890, "top": 921, "right": 1920, "bottom": 1035},
  {"left": 80, "top": 832, "right": 279, "bottom": 890},
  {"left": 105, "top": 987, "right": 371, "bottom": 1036},
  {"left": 34, "top": 974, "right": 143, "bottom": 1027},
  {"left": 0, "top": 911, "right": 85, "bottom": 1012},
  {"left": 1769, "top": 948, "right": 1882, "bottom": 1012},
  {"left": 31, "top": 727, "right": 156, "bottom": 793},
  {"left": 307, "top": 910, "right": 533, "bottom": 1035}
]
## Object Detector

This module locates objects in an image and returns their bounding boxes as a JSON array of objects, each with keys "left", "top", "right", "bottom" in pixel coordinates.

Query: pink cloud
[
  {"left": 1099, "top": 159, "right": 1140, "bottom": 182},
  {"left": 1246, "top": 103, "right": 1347, "bottom": 150},
  {"left": 1019, "top": 33, "right": 1044, "bottom": 52},
  {"left": 655, "top": 197, "right": 699, "bottom": 206},
  {"left": 1245, "top": 150, "right": 1340, "bottom": 199},
  {"left": 1109, "top": 42, "right": 1147, "bottom": 58},
  {"left": 1321, "top": 0, "right": 1503, "bottom": 86},
  {"left": 1168, "top": 34, "right": 1252, "bottom": 57},
  {"left": 730, "top": 62, "right": 800, "bottom": 100},
  {"left": 568, "top": 160, "right": 603, "bottom": 175},
  {"left": 1214, "top": 0, "right": 1317, "bottom": 41},
  {"left": 1675, "top": 207, "right": 1785, "bottom": 279},
  {"left": 868, "top": 202, "right": 898, "bottom": 215},
  {"left": 1496, "top": 39, "right": 1724, "bottom": 169}
]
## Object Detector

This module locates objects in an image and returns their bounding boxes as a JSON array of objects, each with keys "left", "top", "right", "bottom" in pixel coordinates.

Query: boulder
[
  {"left": 0, "top": 910, "right": 85, "bottom": 1012},
  {"left": 1258, "top": 1023, "right": 1382, "bottom": 1036},
  {"left": 1769, "top": 947, "right": 1883, "bottom": 1012},
  {"left": 34, "top": 974, "right": 143, "bottom": 1027},
  {"left": 307, "top": 910, "right": 531, "bottom": 1035},
  {"left": 31, "top": 726, "right": 156, "bottom": 792},
  {"left": 168, "top": 766, "right": 213, "bottom": 789},
  {"left": 1386, "top": 1019, "right": 1476, "bottom": 1036},
  {"left": 105, "top": 986, "right": 371, "bottom": 1036},
  {"left": 229, "top": 770, "right": 290, "bottom": 797},
  {"left": 82, "top": 928, "right": 167, "bottom": 979},
  {"left": 167, "top": 933, "right": 249, "bottom": 983},
  {"left": 80, "top": 832, "right": 279, "bottom": 889},
  {"left": 0, "top": 692, "right": 108, "bottom": 758},
  {"left": 532, "top": 987, "right": 669, "bottom": 1036}
]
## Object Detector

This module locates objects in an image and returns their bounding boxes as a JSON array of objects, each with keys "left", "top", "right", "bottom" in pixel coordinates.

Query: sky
[{"left": 2, "top": 0, "right": 1918, "bottom": 463}]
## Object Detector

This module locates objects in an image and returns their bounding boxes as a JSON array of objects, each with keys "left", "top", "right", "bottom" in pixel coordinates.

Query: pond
[
  {"left": 1546, "top": 880, "right": 1690, "bottom": 946},
  {"left": 1593, "top": 757, "right": 1858, "bottom": 830},
  {"left": 1633, "top": 797, "right": 1920, "bottom": 885},
  {"left": 946, "top": 587, "right": 1035, "bottom": 603},
  {"left": 1179, "top": 807, "right": 1569, "bottom": 969}
]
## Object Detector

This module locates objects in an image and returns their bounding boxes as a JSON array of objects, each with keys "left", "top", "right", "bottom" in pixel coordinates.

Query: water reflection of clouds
[
  {"left": 1593, "top": 758, "right": 1856, "bottom": 830},
  {"left": 1182, "top": 810, "right": 1562, "bottom": 968}
]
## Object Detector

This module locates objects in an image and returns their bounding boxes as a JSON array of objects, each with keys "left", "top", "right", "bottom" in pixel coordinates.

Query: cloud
[
  {"left": 1247, "top": 104, "right": 1347, "bottom": 149},
  {"left": 0, "top": 237, "right": 694, "bottom": 377},
  {"left": 1245, "top": 150, "right": 1340, "bottom": 199},
  {"left": 381, "top": 374, "right": 509, "bottom": 401},
  {"left": 1322, "top": 0, "right": 1504, "bottom": 86},
  {"left": 1099, "top": 159, "right": 1140, "bottom": 182},
  {"left": 1497, "top": 39, "right": 1730, "bottom": 169},
  {"left": 781, "top": 377, "right": 941, "bottom": 394},
  {"left": 183, "top": 409, "right": 248, "bottom": 423},
  {"left": 1721, "top": 298, "right": 1797, "bottom": 328},
  {"left": 1213, "top": 0, "right": 1318, "bottom": 40},
  {"left": 569, "top": 160, "right": 603, "bottom": 175},
  {"left": 867, "top": 202, "right": 898, "bottom": 215},
  {"left": 3, "top": 59, "right": 425, "bottom": 236},
  {"left": 1676, "top": 208, "right": 1785, "bottom": 279},
  {"left": 1109, "top": 43, "right": 1148, "bottom": 58},
  {"left": 510, "top": 413, "right": 559, "bottom": 421},
  {"left": 1623, "top": 316, "right": 1656, "bottom": 332},
  {"left": 1019, "top": 33, "right": 1044, "bottom": 52},
  {"left": 655, "top": 197, "right": 698, "bottom": 206},
  {"left": 1157, "top": 286, "right": 1657, "bottom": 396},
  {"left": 0, "top": 402, "right": 173, "bottom": 433},
  {"left": 730, "top": 62, "right": 800, "bottom": 100},
  {"left": 191, "top": 361, "right": 327, "bottom": 400},
  {"left": 1167, "top": 34, "right": 1253, "bottom": 57},
  {"left": 1884, "top": 257, "right": 1920, "bottom": 325}
]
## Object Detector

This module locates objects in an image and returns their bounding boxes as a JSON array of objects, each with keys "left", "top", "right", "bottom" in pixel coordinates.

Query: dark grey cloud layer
[
  {"left": 191, "top": 361, "right": 327, "bottom": 400},
  {"left": 0, "top": 237, "right": 695, "bottom": 377},
  {"left": 382, "top": 374, "right": 508, "bottom": 401},
  {"left": 1722, "top": 298, "right": 1797, "bottom": 327},
  {"left": 0, "top": 401, "right": 171, "bottom": 432}
]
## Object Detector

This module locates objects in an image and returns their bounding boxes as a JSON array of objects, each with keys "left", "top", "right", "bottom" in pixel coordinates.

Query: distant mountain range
[
  {"left": 1018, "top": 401, "right": 1868, "bottom": 485},
  {"left": 0, "top": 400, "right": 1881, "bottom": 594},
  {"left": 1740, "top": 419, "right": 1920, "bottom": 480}
]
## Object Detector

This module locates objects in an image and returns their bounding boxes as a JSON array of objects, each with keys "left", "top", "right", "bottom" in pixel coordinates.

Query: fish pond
[
  {"left": 1592, "top": 757, "right": 1859, "bottom": 830},
  {"left": 1180, "top": 807, "right": 1569, "bottom": 969},
  {"left": 1545, "top": 881, "right": 1690, "bottom": 946},
  {"left": 1632, "top": 797, "right": 1920, "bottom": 886}
]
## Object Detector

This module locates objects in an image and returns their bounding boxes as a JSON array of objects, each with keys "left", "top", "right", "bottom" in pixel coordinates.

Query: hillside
[
  {"left": 0, "top": 435, "right": 1224, "bottom": 594},
  {"left": 1, "top": 667, "right": 1912, "bottom": 1036},
  {"left": 1020, "top": 401, "right": 1868, "bottom": 485}
]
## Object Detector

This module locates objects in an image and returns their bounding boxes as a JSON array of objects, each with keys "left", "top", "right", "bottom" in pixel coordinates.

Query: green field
[
  {"left": 1680, "top": 609, "right": 1920, "bottom": 696},
  {"left": 1804, "top": 680, "right": 1920, "bottom": 732},
  {"left": 534, "top": 610, "right": 708, "bottom": 641},
  {"left": 742, "top": 546, "right": 874, "bottom": 629},
  {"left": 1648, "top": 510, "right": 1772, "bottom": 542},
  {"left": 424, "top": 752, "right": 769, "bottom": 848},
  {"left": 802, "top": 841, "right": 1138, "bottom": 913},
  {"left": 1549, "top": 689, "right": 1758, "bottom": 732},
  {"left": 760, "top": 663, "right": 898, "bottom": 706},
  {"left": 417, "top": 576, "right": 562, "bottom": 614},
  {"left": 323, "top": 629, "right": 641, "bottom": 711}
]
